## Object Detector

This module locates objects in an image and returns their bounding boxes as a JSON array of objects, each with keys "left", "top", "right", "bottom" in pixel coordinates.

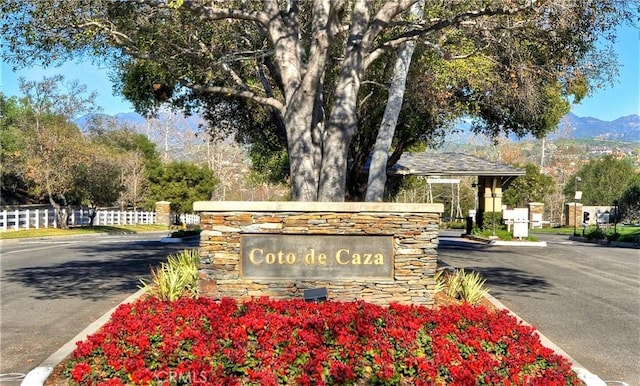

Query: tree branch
[
  {"left": 133, "top": 0, "right": 271, "bottom": 25},
  {"left": 77, "top": 21, "right": 137, "bottom": 49},
  {"left": 188, "top": 82, "right": 285, "bottom": 115},
  {"left": 365, "top": 3, "right": 536, "bottom": 67}
]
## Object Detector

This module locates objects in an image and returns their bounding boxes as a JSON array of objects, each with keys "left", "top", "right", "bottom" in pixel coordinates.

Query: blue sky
[{"left": 1, "top": 25, "right": 638, "bottom": 121}]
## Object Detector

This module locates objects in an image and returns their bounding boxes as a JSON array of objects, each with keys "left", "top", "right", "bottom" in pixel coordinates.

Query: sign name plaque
[{"left": 240, "top": 235, "right": 394, "bottom": 280}]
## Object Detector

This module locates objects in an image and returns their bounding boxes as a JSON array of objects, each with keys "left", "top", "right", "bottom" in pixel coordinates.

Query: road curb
[
  {"left": 489, "top": 239, "right": 547, "bottom": 247},
  {"left": 20, "top": 288, "right": 148, "bottom": 386},
  {"left": 568, "top": 235, "right": 639, "bottom": 249},
  {"left": 462, "top": 234, "right": 547, "bottom": 247},
  {"left": 484, "top": 293, "right": 607, "bottom": 386}
]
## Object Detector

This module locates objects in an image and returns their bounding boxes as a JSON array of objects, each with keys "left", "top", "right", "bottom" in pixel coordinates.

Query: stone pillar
[
  {"left": 565, "top": 202, "right": 582, "bottom": 227},
  {"left": 155, "top": 201, "right": 171, "bottom": 226},
  {"left": 528, "top": 202, "right": 544, "bottom": 228}
]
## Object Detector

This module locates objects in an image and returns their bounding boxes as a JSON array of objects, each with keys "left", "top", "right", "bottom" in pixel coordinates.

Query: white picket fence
[{"left": 0, "top": 208, "right": 200, "bottom": 232}]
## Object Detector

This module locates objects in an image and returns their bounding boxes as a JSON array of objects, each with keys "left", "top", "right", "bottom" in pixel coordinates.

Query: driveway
[{"left": 437, "top": 230, "right": 640, "bottom": 385}]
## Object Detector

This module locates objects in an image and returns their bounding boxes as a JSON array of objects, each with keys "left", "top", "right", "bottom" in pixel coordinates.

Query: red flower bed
[{"left": 67, "top": 297, "right": 579, "bottom": 385}]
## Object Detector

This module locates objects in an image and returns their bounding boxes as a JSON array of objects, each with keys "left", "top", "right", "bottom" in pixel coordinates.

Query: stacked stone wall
[
  {"left": 194, "top": 202, "right": 443, "bottom": 306},
  {"left": 155, "top": 201, "right": 171, "bottom": 226}
]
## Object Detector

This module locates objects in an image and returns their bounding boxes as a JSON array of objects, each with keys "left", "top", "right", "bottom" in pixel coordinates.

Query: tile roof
[{"left": 388, "top": 152, "right": 525, "bottom": 177}]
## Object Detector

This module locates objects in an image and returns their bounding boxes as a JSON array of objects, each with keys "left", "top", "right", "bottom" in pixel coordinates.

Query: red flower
[
  {"left": 65, "top": 297, "right": 579, "bottom": 385},
  {"left": 330, "top": 360, "right": 355, "bottom": 382},
  {"left": 70, "top": 362, "right": 91, "bottom": 382}
]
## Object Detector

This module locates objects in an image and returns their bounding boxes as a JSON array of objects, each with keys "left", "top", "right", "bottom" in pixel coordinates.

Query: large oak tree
[{"left": 3, "top": 0, "right": 635, "bottom": 201}]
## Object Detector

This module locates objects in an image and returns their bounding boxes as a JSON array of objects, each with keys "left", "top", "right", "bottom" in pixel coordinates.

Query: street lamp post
[
  {"left": 573, "top": 176, "right": 582, "bottom": 236},
  {"left": 492, "top": 192, "right": 497, "bottom": 237},
  {"left": 613, "top": 199, "right": 618, "bottom": 235}
]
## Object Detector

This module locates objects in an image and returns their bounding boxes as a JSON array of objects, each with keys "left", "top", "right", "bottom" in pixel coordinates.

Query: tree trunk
[
  {"left": 89, "top": 207, "right": 97, "bottom": 227},
  {"left": 316, "top": 0, "right": 374, "bottom": 201},
  {"left": 267, "top": 0, "right": 332, "bottom": 201},
  {"left": 285, "top": 93, "right": 322, "bottom": 202},
  {"left": 49, "top": 197, "right": 71, "bottom": 229},
  {"left": 319, "top": 120, "right": 356, "bottom": 201},
  {"left": 364, "top": 41, "right": 416, "bottom": 202},
  {"left": 318, "top": 55, "right": 363, "bottom": 201},
  {"left": 365, "top": 1, "right": 422, "bottom": 202},
  {"left": 274, "top": 0, "right": 412, "bottom": 201}
]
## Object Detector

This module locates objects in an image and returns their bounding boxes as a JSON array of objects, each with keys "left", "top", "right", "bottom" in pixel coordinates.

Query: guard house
[{"left": 387, "top": 152, "right": 525, "bottom": 228}]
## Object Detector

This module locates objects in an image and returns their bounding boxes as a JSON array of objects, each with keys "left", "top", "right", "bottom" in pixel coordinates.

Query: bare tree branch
[{"left": 188, "top": 82, "right": 285, "bottom": 115}]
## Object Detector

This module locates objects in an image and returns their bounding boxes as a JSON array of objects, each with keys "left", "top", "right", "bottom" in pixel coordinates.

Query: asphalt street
[
  {"left": 438, "top": 230, "right": 640, "bottom": 385},
  {"left": 0, "top": 233, "right": 197, "bottom": 384}
]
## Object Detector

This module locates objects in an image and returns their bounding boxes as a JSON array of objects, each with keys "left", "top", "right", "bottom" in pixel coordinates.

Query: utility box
[
  {"left": 504, "top": 208, "right": 529, "bottom": 239},
  {"left": 513, "top": 219, "right": 529, "bottom": 239}
]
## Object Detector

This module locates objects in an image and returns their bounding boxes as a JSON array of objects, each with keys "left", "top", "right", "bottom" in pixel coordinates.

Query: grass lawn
[
  {"left": 0, "top": 224, "right": 171, "bottom": 240},
  {"left": 530, "top": 224, "right": 640, "bottom": 236},
  {"left": 531, "top": 224, "right": 640, "bottom": 240}
]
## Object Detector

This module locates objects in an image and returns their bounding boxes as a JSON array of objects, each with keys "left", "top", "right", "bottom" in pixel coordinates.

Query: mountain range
[
  {"left": 558, "top": 113, "right": 639, "bottom": 142},
  {"left": 77, "top": 112, "right": 640, "bottom": 143}
]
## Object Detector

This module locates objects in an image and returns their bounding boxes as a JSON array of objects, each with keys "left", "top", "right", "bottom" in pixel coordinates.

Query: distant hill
[
  {"left": 75, "top": 111, "right": 206, "bottom": 132},
  {"left": 443, "top": 113, "right": 640, "bottom": 144},
  {"left": 558, "top": 113, "right": 639, "bottom": 141},
  {"left": 112, "top": 112, "right": 148, "bottom": 126},
  {"left": 76, "top": 111, "right": 639, "bottom": 143}
]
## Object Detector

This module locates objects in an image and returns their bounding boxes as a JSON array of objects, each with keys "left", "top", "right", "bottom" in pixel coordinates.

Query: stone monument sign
[{"left": 193, "top": 201, "right": 443, "bottom": 306}]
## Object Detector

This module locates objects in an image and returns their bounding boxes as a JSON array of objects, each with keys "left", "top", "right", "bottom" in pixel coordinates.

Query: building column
[{"left": 476, "top": 176, "right": 503, "bottom": 229}]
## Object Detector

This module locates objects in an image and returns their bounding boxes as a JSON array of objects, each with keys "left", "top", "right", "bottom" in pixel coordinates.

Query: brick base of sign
[{"left": 193, "top": 201, "right": 444, "bottom": 306}]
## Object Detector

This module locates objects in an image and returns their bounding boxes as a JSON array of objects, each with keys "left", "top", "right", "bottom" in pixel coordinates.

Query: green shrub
[
  {"left": 169, "top": 227, "right": 201, "bottom": 238},
  {"left": 472, "top": 228, "right": 513, "bottom": 241},
  {"left": 481, "top": 212, "right": 502, "bottom": 233},
  {"left": 139, "top": 249, "right": 200, "bottom": 301},
  {"left": 606, "top": 231, "right": 619, "bottom": 241},
  {"left": 585, "top": 227, "right": 606, "bottom": 240},
  {"left": 458, "top": 270, "right": 490, "bottom": 305},
  {"left": 446, "top": 221, "right": 466, "bottom": 230},
  {"left": 618, "top": 233, "right": 640, "bottom": 243},
  {"left": 433, "top": 269, "right": 447, "bottom": 295}
]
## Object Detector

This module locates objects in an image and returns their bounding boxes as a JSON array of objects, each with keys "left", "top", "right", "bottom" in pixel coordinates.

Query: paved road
[
  {"left": 437, "top": 230, "right": 640, "bottom": 385},
  {"left": 0, "top": 233, "right": 197, "bottom": 383}
]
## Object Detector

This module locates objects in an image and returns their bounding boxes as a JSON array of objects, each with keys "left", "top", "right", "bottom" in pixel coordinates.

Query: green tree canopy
[
  {"left": 564, "top": 155, "right": 636, "bottom": 206},
  {"left": 84, "top": 116, "right": 160, "bottom": 163},
  {"left": 14, "top": 76, "right": 101, "bottom": 227},
  {"left": 0, "top": 93, "right": 30, "bottom": 204},
  {"left": 2, "top": 0, "right": 634, "bottom": 201},
  {"left": 503, "top": 164, "right": 555, "bottom": 208},
  {"left": 145, "top": 162, "right": 219, "bottom": 216},
  {"left": 74, "top": 148, "right": 125, "bottom": 225},
  {"left": 2, "top": 77, "right": 163, "bottom": 217},
  {"left": 616, "top": 173, "right": 640, "bottom": 224}
]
